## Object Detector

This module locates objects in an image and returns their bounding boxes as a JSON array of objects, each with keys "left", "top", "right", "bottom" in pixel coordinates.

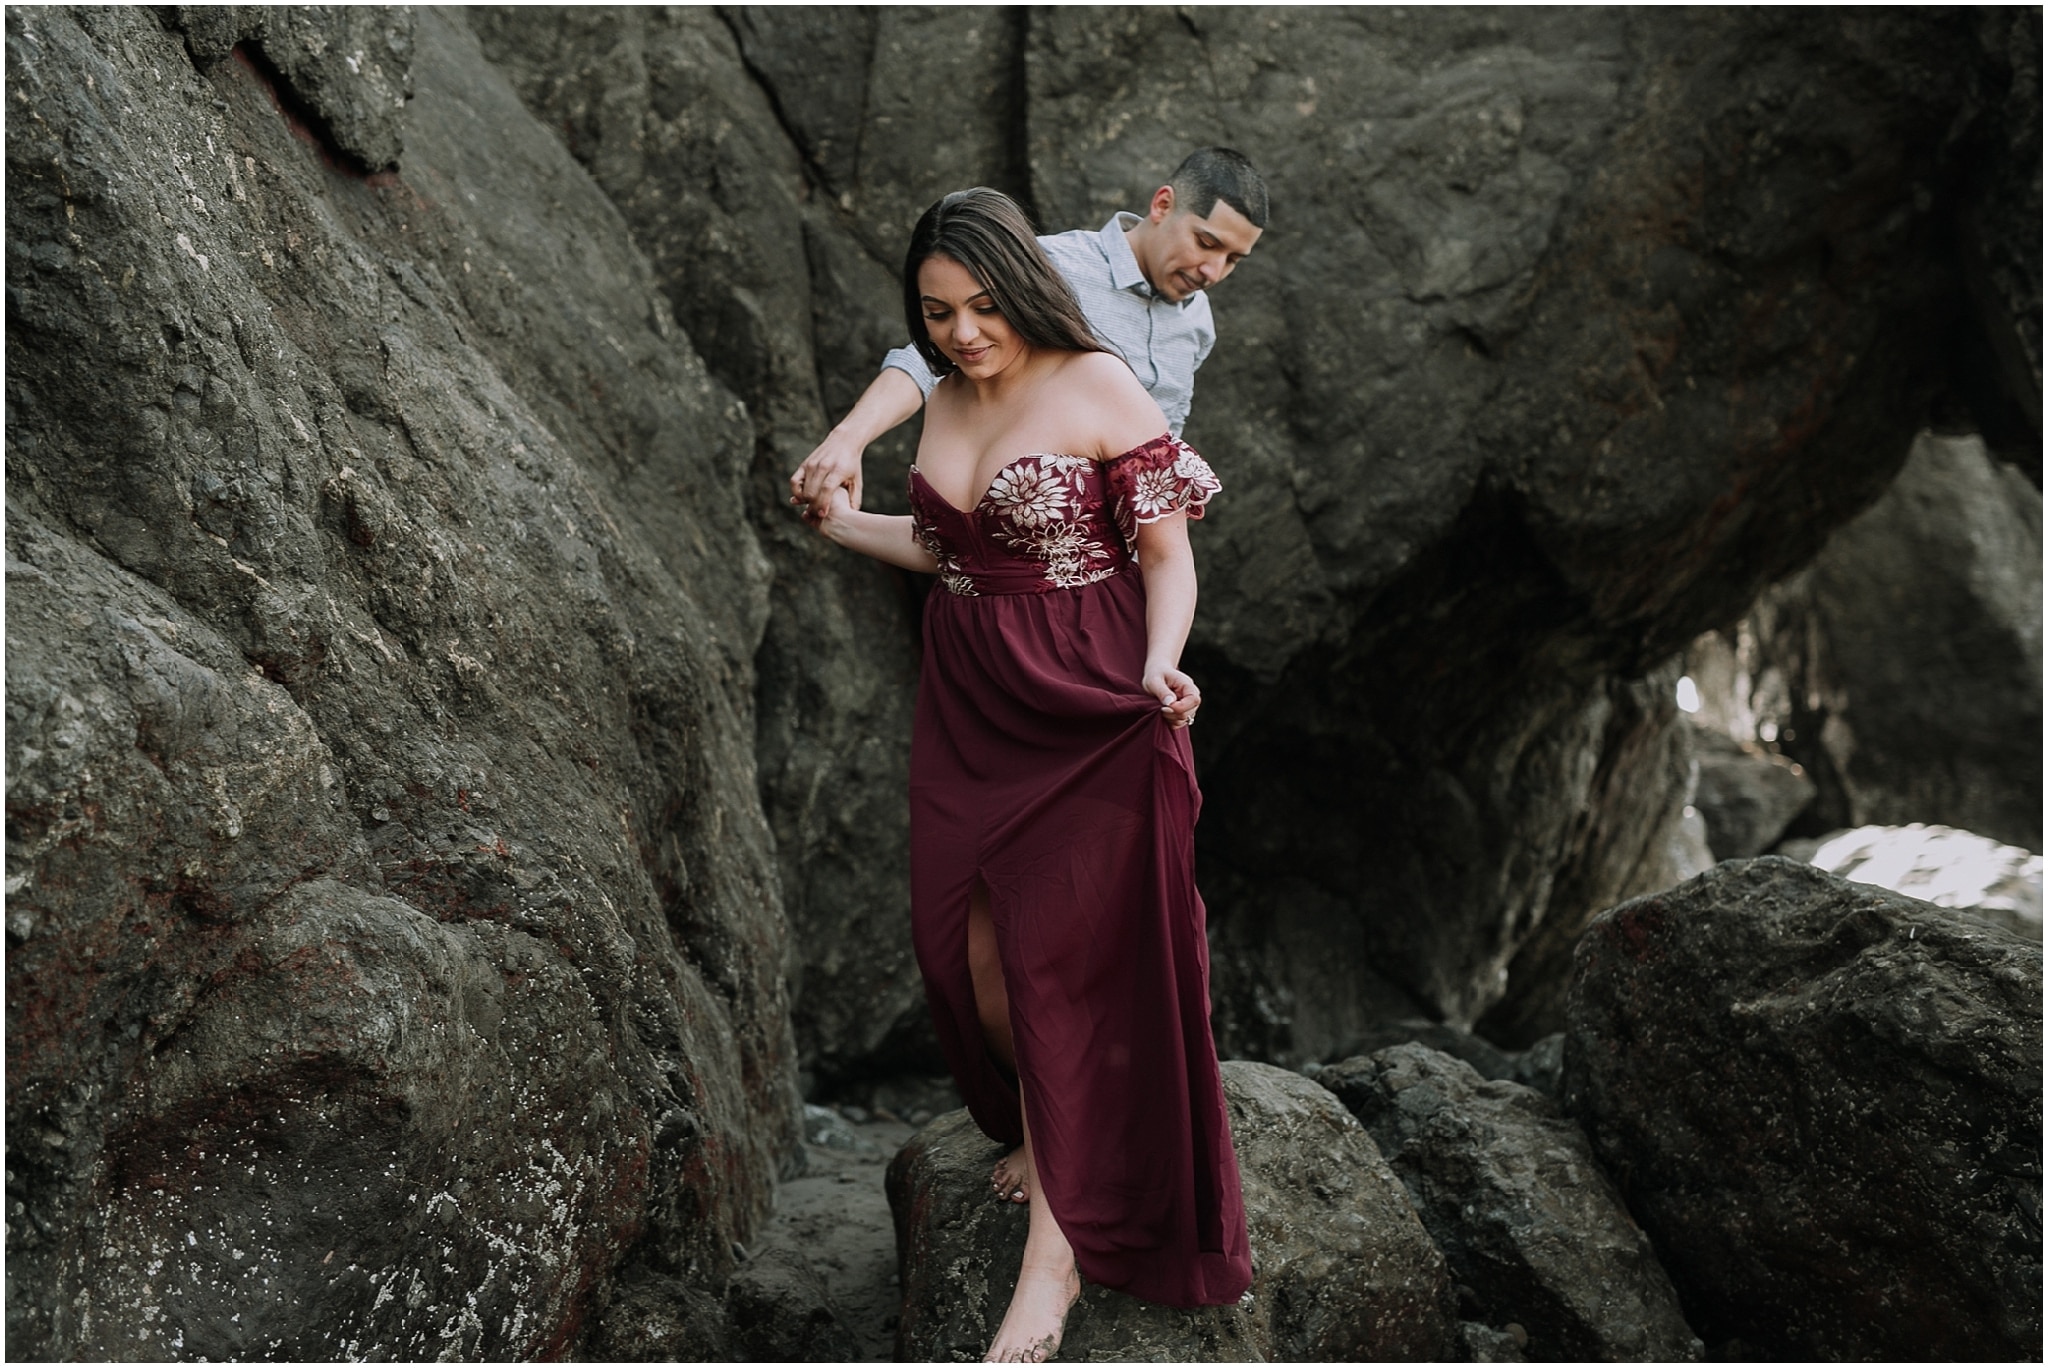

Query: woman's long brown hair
[{"left": 902, "top": 188, "right": 1109, "bottom": 377}]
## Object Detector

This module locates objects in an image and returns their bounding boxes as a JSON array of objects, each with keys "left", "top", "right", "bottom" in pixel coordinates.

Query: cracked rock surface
[{"left": 8, "top": 7, "right": 794, "bottom": 1356}]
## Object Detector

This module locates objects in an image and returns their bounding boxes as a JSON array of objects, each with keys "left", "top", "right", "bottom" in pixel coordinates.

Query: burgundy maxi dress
[{"left": 905, "top": 433, "right": 1253, "bottom": 1309}]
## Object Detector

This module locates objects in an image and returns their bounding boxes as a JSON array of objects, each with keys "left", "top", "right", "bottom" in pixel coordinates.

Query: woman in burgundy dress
[{"left": 803, "top": 187, "right": 1252, "bottom": 1360}]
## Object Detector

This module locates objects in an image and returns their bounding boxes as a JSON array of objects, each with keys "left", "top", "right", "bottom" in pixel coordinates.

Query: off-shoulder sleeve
[{"left": 1103, "top": 433, "right": 1221, "bottom": 547}]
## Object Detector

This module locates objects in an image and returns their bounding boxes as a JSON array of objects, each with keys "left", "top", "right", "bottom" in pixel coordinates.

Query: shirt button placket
[{"left": 1146, "top": 300, "right": 1160, "bottom": 389}]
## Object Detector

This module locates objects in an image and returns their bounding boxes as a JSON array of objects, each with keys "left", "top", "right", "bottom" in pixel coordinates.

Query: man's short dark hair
[{"left": 1168, "top": 148, "right": 1269, "bottom": 229}]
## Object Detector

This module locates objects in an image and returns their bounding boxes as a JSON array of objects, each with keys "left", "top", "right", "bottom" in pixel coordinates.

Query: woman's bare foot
[
  {"left": 990, "top": 1146, "right": 1030, "bottom": 1204},
  {"left": 983, "top": 1259, "right": 1080, "bottom": 1362},
  {"left": 986, "top": 1102, "right": 1078, "bottom": 1361}
]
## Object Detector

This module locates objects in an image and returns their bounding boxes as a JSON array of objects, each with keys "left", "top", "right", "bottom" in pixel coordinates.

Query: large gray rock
[
  {"left": 7, "top": 7, "right": 794, "bottom": 1357},
  {"left": 1688, "top": 724, "right": 1815, "bottom": 859},
  {"left": 475, "top": 8, "right": 2032, "bottom": 1083},
  {"left": 1320, "top": 1045, "right": 1701, "bottom": 1363},
  {"left": 1565, "top": 857, "right": 2042, "bottom": 1359},
  {"left": 885, "top": 1061, "right": 1454, "bottom": 1362},
  {"left": 1691, "top": 431, "right": 2042, "bottom": 854}
]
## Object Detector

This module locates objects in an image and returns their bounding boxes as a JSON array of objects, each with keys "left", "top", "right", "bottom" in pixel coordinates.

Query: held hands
[
  {"left": 801, "top": 483, "right": 855, "bottom": 539},
  {"left": 1143, "top": 662, "right": 1201, "bottom": 729},
  {"left": 789, "top": 430, "right": 865, "bottom": 521}
]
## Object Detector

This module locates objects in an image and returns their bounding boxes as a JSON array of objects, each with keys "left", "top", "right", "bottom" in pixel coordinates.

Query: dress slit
[{"left": 964, "top": 874, "right": 1024, "bottom": 1092}]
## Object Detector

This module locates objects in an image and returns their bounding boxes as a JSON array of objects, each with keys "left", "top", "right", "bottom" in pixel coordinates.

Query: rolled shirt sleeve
[{"left": 881, "top": 344, "right": 940, "bottom": 400}]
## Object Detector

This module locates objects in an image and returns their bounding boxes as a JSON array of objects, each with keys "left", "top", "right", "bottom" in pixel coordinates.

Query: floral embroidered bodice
[{"left": 908, "top": 434, "right": 1221, "bottom": 597}]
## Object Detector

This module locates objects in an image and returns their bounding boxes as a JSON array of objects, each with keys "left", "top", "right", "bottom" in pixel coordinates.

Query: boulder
[
  {"left": 886, "top": 1061, "right": 1454, "bottom": 1361},
  {"left": 1304, "top": 1017, "right": 1567, "bottom": 1099},
  {"left": 1565, "top": 857, "right": 2042, "bottom": 1359},
  {"left": 725, "top": 1247, "right": 860, "bottom": 1363},
  {"left": 1687, "top": 724, "right": 1815, "bottom": 859},
  {"left": 7, "top": 8, "right": 795, "bottom": 1357},
  {"left": 1506, "top": 1034, "right": 1565, "bottom": 1100},
  {"left": 581, "top": 1269, "right": 730, "bottom": 1362},
  {"left": 1314, "top": 1019, "right": 1517, "bottom": 1081},
  {"left": 1472, "top": 667, "right": 1707, "bottom": 1049},
  {"left": 1321, "top": 1045, "right": 1701, "bottom": 1362},
  {"left": 1690, "top": 431, "right": 2042, "bottom": 853}
]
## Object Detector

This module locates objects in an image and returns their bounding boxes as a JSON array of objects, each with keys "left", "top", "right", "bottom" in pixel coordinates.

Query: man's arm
[{"left": 789, "top": 360, "right": 929, "bottom": 515}]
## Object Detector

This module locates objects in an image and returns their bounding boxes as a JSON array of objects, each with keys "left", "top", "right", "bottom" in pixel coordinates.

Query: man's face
[{"left": 1137, "top": 188, "right": 1263, "bottom": 302}]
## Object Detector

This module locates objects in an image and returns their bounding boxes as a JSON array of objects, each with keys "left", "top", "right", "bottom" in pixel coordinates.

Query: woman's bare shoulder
[
  {"left": 1059, "top": 348, "right": 1143, "bottom": 394},
  {"left": 1057, "top": 350, "right": 1166, "bottom": 457}
]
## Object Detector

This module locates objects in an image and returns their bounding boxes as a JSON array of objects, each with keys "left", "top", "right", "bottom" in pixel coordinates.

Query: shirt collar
[{"left": 1100, "top": 212, "right": 1153, "bottom": 295}]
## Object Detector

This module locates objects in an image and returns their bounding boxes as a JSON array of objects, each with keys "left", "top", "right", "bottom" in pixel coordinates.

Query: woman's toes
[{"left": 990, "top": 1149, "right": 1032, "bottom": 1203}]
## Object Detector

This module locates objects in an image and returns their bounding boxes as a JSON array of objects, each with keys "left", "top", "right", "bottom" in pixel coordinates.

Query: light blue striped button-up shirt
[{"left": 882, "top": 212, "right": 1218, "bottom": 436}]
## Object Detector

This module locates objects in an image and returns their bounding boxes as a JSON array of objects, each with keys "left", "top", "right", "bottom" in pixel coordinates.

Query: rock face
[
  {"left": 1690, "top": 431, "right": 2042, "bottom": 854},
  {"left": 1565, "top": 858, "right": 2042, "bottom": 1359},
  {"left": 1321, "top": 1045, "right": 1701, "bottom": 1363},
  {"left": 467, "top": 8, "right": 2038, "bottom": 1079},
  {"left": 7, "top": 7, "right": 796, "bottom": 1357},
  {"left": 1947, "top": 7, "right": 2042, "bottom": 469},
  {"left": 468, "top": 5, "right": 961, "bottom": 1094},
  {"left": 886, "top": 1061, "right": 1454, "bottom": 1362}
]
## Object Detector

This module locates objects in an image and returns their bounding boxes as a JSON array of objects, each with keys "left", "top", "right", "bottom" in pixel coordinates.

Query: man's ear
[{"left": 1147, "top": 184, "right": 1176, "bottom": 224}]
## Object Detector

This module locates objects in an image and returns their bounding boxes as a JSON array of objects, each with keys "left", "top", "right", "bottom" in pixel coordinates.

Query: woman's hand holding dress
[
  {"left": 1135, "top": 514, "right": 1201, "bottom": 728},
  {"left": 1143, "top": 662, "right": 1201, "bottom": 727}
]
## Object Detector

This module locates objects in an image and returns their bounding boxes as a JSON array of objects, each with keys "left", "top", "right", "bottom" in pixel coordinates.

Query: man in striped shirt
[{"left": 790, "top": 148, "right": 1268, "bottom": 515}]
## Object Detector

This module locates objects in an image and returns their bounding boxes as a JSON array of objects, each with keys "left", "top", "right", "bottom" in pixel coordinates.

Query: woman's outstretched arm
[
  {"left": 1134, "top": 513, "right": 1200, "bottom": 728},
  {"left": 811, "top": 484, "right": 940, "bottom": 574}
]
